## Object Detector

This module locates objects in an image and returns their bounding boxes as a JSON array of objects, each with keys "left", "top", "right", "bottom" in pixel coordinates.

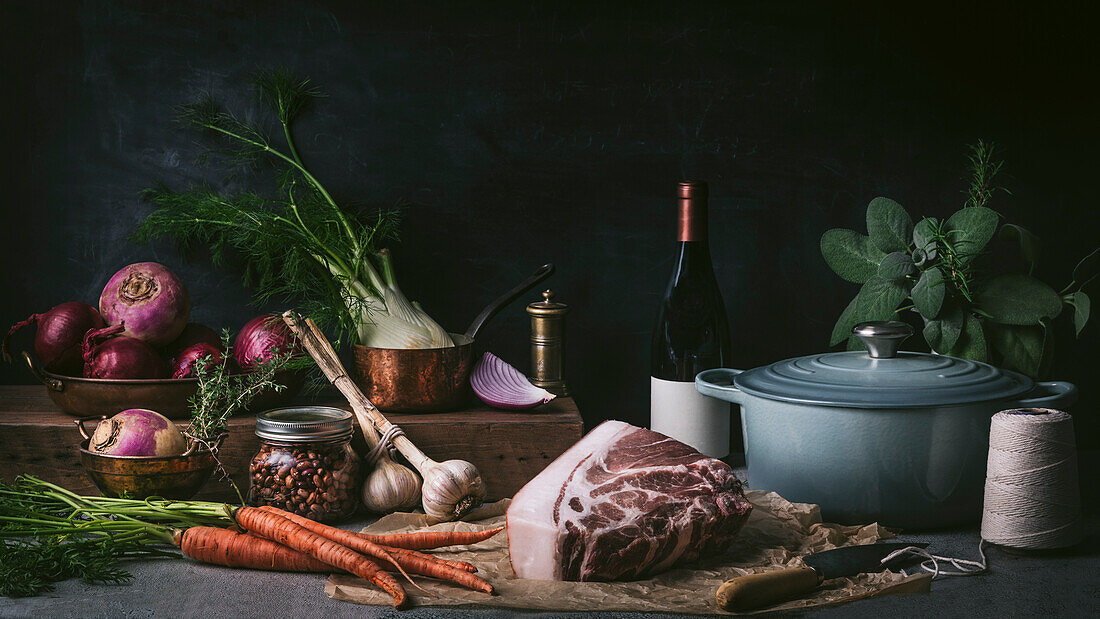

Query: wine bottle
[{"left": 650, "top": 181, "right": 734, "bottom": 458}]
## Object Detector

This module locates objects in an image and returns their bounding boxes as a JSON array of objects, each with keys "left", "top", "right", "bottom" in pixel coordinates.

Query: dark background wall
[{"left": 2, "top": 1, "right": 1096, "bottom": 446}]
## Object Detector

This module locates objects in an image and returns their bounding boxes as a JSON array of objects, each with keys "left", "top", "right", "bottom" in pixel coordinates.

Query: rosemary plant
[{"left": 134, "top": 69, "right": 452, "bottom": 349}]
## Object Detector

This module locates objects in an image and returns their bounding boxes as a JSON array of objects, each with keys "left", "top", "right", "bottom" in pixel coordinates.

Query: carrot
[
  {"left": 174, "top": 527, "right": 335, "bottom": 572},
  {"left": 258, "top": 506, "right": 494, "bottom": 594},
  {"left": 355, "top": 526, "right": 506, "bottom": 550},
  {"left": 234, "top": 506, "right": 407, "bottom": 608},
  {"left": 377, "top": 545, "right": 478, "bottom": 573}
]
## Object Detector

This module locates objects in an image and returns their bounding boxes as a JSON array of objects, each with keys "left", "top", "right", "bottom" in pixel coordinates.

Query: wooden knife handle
[{"left": 715, "top": 566, "right": 819, "bottom": 611}]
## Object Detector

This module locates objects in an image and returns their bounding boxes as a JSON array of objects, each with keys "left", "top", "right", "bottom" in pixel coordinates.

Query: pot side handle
[
  {"left": 695, "top": 369, "right": 746, "bottom": 405},
  {"left": 23, "top": 351, "right": 63, "bottom": 392},
  {"left": 1013, "top": 381, "right": 1079, "bottom": 409}
]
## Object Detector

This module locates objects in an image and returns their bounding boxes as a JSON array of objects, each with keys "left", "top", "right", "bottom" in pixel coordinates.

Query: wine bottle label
[{"left": 650, "top": 376, "right": 730, "bottom": 458}]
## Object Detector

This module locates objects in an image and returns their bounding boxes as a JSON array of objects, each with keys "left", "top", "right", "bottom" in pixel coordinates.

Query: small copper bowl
[
  {"left": 76, "top": 417, "right": 226, "bottom": 500},
  {"left": 351, "top": 334, "right": 475, "bottom": 413}
]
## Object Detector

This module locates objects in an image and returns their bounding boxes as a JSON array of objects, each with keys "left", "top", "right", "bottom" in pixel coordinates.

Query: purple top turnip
[
  {"left": 100, "top": 262, "right": 191, "bottom": 347},
  {"left": 89, "top": 408, "right": 186, "bottom": 457}
]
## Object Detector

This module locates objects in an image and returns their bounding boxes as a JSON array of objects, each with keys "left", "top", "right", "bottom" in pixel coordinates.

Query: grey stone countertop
[{"left": 2, "top": 458, "right": 1097, "bottom": 619}]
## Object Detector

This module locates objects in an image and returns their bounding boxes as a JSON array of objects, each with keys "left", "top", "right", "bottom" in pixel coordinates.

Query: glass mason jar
[{"left": 248, "top": 407, "right": 361, "bottom": 523}]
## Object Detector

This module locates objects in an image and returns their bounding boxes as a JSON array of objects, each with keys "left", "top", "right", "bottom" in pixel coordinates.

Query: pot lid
[{"left": 734, "top": 321, "right": 1034, "bottom": 408}]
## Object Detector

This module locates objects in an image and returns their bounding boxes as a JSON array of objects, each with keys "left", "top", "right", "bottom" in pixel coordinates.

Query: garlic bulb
[
  {"left": 361, "top": 453, "right": 421, "bottom": 513},
  {"left": 419, "top": 458, "right": 487, "bottom": 522}
]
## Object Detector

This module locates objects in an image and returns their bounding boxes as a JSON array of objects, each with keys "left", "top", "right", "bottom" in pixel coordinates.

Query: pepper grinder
[{"left": 527, "top": 289, "right": 569, "bottom": 396}]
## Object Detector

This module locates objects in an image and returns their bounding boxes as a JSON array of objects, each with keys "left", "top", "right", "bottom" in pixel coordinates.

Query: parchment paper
[{"left": 326, "top": 490, "right": 931, "bottom": 613}]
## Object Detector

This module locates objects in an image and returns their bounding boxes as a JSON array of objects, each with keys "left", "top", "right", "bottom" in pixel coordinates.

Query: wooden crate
[{"left": 0, "top": 385, "right": 583, "bottom": 502}]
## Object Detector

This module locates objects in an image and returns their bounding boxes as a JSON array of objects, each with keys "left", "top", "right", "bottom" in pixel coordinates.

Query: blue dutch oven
[{"left": 696, "top": 321, "right": 1077, "bottom": 529}]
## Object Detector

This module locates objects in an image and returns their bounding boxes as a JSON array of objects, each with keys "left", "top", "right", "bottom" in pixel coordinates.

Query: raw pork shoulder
[{"left": 507, "top": 420, "right": 752, "bottom": 581}]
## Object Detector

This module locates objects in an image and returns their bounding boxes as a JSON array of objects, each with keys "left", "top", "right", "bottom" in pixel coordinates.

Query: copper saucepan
[{"left": 350, "top": 263, "right": 554, "bottom": 412}]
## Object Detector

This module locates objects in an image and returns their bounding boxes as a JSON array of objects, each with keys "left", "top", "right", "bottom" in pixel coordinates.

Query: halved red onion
[{"left": 470, "top": 352, "right": 556, "bottom": 410}]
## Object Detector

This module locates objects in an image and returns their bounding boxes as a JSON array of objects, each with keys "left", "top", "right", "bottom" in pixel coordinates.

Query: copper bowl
[
  {"left": 348, "top": 264, "right": 554, "bottom": 413},
  {"left": 23, "top": 351, "right": 300, "bottom": 419},
  {"left": 351, "top": 334, "right": 474, "bottom": 413},
  {"left": 76, "top": 416, "right": 226, "bottom": 500}
]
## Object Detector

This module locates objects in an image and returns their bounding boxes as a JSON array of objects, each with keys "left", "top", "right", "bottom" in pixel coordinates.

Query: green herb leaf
[
  {"left": 990, "top": 323, "right": 1047, "bottom": 378},
  {"left": 946, "top": 313, "right": 988, "bottom": 362},
  {"left": 912, "top": 268, "right": 946, "bottom": 319},
  {"left": 1073, "top": 291, "right": 1091, "bottom": 336},
  {"left": 975, "top": 273, "right": 1062, "bottom": 325},
  {"left": 828, "top": 276, "right": 908, "bottom": 348},
  {"left": 944, "top": 206, "right": 998, "bottom": 264},
  {"left": 830, "top": 296, "right": 861, "bottom": 347},
  {"left": 821, "top": 229, "right": 886, "bottom": 283},
  {"left": 866, "top": 197, "right": 914, "bottom": 253},
  {"left": 912, "top": 217, "right": 939, "bottom": 263},
  {"left": 878, "top": 252, "right": 916, "bottom": 281},
  {"left": 1073, "top": 247, "right": 1100, "bottom": 288},
  {"left": 999, "top": 223, "right": 1041, "bottom": 267},
  {"left": 923, "top": 303, "right": 964, "bottom": 353}
]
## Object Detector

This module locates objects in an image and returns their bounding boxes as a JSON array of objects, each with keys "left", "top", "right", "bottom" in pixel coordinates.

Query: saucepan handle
[
  {"left": 464, "top": 263, "right": 555, "bottom": 340},
  {"left": 695, "top": 369, "right": 746, "bottom": 405},
  {"left": 1012, "top": 381, "right": 1078, "bottom": 409}
]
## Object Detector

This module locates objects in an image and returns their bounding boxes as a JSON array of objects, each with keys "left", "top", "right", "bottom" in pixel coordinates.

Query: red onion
[
  {"left": 166, "top": 323, "right": 223, "bottom": 360},
  {"left": 99, "top": 262, "right": 191, "bottom": 346},
  {"left": 83, "top": 325, "right": 167, "bottom": 379},
  {"left": 233, "top": 314, "right": 301, "bottom": 372},
  {"left": 3, "top": 302, "right": 105, "bottom": 376},
  {"left": 471, "top": 352, "right": 556, "bottom": 410},
  {"left": 171, "top": 342, "right": 225, "bottom": 379},
  {"left": 89, "top": 408, "right": 186, "bottom": 457}
]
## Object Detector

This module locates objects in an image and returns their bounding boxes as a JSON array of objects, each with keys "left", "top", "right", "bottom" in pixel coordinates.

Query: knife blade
[{"left": 715, "top": 542, "right": 929, "bottom": 611}]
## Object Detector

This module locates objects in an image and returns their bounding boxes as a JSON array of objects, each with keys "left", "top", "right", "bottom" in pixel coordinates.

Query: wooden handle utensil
[{"left": 715, "top": 566, "right": 819, "bottom": 611}]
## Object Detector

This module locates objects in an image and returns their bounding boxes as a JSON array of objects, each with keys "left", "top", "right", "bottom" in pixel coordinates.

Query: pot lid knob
[{"left": 852, "top": 321, "right": 913, "bottom": 359}]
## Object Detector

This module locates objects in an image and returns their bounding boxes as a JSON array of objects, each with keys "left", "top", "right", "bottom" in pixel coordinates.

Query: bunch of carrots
[
  {"left": 184, "top": 506, "right": 501, "bottom": 607},
  {"left": 0, "top": 477, "right": 500, "bottom": 606}
]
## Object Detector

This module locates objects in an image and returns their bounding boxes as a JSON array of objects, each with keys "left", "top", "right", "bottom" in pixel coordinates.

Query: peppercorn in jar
[{"left": 248, "top": 407, "right": 361, "bottom": 523}]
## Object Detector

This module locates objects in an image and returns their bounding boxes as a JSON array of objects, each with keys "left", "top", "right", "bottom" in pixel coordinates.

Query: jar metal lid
[{"left": 255, "top": 406, "right": 354, "bottom": 442}]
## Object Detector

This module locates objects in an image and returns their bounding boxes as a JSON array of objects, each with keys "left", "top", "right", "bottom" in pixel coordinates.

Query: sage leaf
[
  {"left": 912, "top": 268, "right": 946, "bottom": 318},
  {"left": 821, "top": 229, "right": 885, "bottom": 283},
  {"left": 912, "top": 217, "right": 939, "bottom": 262},
  {"left": 975, "top": 273, "right": 1062, "bottom": 325},
  {"left": 829, "top": 277, "right": 907, "bottom": 348},
  {"left": 923, "top": 304, "right": 964, "bottom": 353},
  {"left": 877, "top": 252, "right": 916, "bottom": 281},
  {"left": 990, "top": 323, "right": 1046, "bottom": 378},
  {"left": 830, "top": 296, "right": 861, "bottom": 347},
  {"left": 999, "top": 223, "right": 1041, "bottom": 266},
  {"left": 866, "top": 197, "right": 914, "bottom": 253},
  {"left": 944, "top": 206, "right": 998, "bottom": 264},
  {"left": 1073, "top": 247, "right": 1100, "bottom": 288},
  {"left": 946, "top": 313, "right": 988, "bottom": 362},
  {"left": 1073, "top": 291, "right": 1091, "bottom": 336}
]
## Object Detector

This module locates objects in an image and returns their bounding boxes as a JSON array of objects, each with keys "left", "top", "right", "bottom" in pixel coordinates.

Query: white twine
[
  {"left": 365, "top": 424, "right": 406, "bottom": 467},
  {"left": 880, "top": 408, "right": 1081, "bottom": 580},
  {"left": 981, "top": 408, "right": 1083, "bottom": 550}
]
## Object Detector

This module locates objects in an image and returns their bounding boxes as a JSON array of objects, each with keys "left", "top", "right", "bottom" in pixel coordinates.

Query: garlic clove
[{"left": 361, "top": 455, "right": 422, "bottom": 514}]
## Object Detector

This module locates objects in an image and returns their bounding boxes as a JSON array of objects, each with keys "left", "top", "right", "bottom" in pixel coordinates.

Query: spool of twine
[{"left": 981, "top": 408, "right": 1083, "bottom": 550}]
